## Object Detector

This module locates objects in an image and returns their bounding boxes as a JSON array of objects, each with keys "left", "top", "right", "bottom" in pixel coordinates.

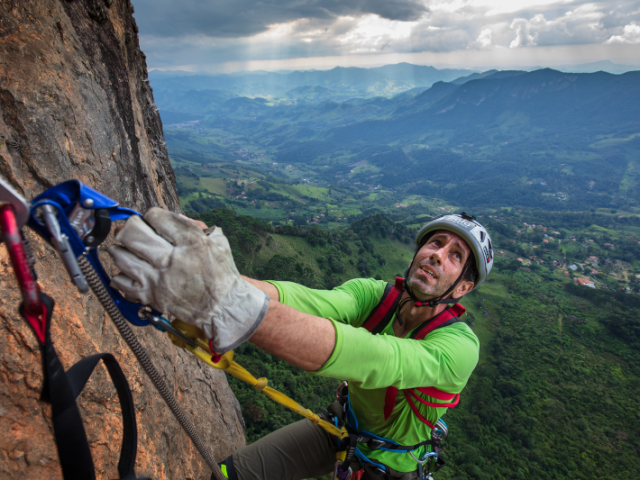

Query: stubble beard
[{"left": 407, "top": 261, "right": 450, "bottom": 300}]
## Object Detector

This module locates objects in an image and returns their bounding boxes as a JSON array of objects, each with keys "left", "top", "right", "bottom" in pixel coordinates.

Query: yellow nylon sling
[{"left": 168, "top": 320, "right": 349, "bottom": 440}]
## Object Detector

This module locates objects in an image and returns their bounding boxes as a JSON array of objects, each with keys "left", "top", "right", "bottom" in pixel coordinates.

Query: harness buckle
[{"left": 366, "top": 438, "right": 387, "bottom": 450}]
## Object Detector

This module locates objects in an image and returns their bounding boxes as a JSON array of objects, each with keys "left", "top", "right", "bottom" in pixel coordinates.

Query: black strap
[
  {"left": 341, "top": 433, "right": 359, "bottom": 473},
  {"left": 365, "top": 436, "right": 437, "bottom": 452},
  {"left": 67, "top": 354, "right": 138, "bottom": 478},
  {"left": 20, "top": 293, "right": 149, "bottom": 480}
]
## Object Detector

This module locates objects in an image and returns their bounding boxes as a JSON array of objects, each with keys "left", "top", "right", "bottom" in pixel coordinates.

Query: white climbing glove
[{"left": 107, "top": 207, "right": 270, "bottom": 352}]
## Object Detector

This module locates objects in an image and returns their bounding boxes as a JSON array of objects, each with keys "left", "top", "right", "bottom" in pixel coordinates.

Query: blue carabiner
[{"left": 27, "top": 180, "right": 155, "bottom": 327}]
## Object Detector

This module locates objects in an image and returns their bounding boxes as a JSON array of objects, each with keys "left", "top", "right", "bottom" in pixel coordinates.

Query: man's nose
[{"left": 430, "top": 248, "right": 444, "bottom": 265}]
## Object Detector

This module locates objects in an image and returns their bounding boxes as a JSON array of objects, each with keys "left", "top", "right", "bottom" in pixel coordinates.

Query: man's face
[{"left": 407, "top": 230, "right": 474, "bottom": 300}]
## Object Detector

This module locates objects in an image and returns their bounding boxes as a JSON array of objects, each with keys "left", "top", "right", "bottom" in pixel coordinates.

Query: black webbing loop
[
  {"left": 66, "top": 354, "right": 138, "bottom": 479},
  {"left": 341, "top": 434, "right": 359, "bottom": 473},
  {"left": 20, "top": 292, "right": 149, "bottom": 480}
]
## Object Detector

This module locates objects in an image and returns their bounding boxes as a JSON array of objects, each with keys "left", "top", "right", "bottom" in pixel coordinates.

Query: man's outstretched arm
[
  {"left": 241, "top": 275, "right": 335, "bottom": 370},
  {"left": 250, "top": 298, "right": 336, "bottom": 371},
  {"left": 242, "top": 275, "right": 336, "bottom": 371}
]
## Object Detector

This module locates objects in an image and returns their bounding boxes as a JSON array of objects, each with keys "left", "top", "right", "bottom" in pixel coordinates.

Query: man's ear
[{"left": 453, "top": 280, "right": 474, "bottom": 298}]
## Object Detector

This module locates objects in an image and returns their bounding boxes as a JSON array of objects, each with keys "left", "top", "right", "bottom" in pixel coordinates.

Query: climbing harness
[
  {"left": 331, "top": 277, "right": 464, "bottom": 480},
  {"left": 332, "top": 385, "right": 447, "bottom": 480}
]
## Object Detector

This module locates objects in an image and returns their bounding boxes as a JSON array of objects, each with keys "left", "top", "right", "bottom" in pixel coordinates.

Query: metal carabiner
[
  {"left": 0, "top": 203, "right": 47, "bottom": 343},
  {"left": 40, "top": 204, "right": 89, "bottom": 293},
  {"left": 0, "top": 176, "right": 29, "bottom": 229},
  {"left": 143, "top": 311, "right": 199, "bottom": 349},
  {"left": 411, "top": 451, "right": 438, "bottom": 480},
  {"left": 27, "top": 180, "right": 152, "bottom": 327},
  {"left": 0, "top": 176, "right": 43, "bottom": 320},
  {"left": 410, "top": 451, "right": 438, "bottom": 464}
]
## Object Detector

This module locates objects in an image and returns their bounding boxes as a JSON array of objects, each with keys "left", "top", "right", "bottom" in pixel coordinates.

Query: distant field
[{"left": 200, "top": 177, "right": 228, "bottom": 195}]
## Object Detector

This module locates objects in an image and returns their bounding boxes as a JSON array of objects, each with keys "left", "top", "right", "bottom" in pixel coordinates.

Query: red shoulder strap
[
  {"left": 383, "top": 386, "right": 399, "bottom": 421},
  {"left": 363, "top": 277, "right": 404, "bottom": 333},
  {"left": 382, "top": 303, "right": 466, "bottom": 422}
]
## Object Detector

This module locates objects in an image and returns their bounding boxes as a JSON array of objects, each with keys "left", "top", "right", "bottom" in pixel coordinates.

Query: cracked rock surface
[{"left": 0, "top": 1, "right": 246, "bottom": 478}]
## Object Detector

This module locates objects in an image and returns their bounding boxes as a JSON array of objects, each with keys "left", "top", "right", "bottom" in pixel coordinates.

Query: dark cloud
[
  {"left": 132, "top": 0, "right": 640, "bottom": 70},
  {"left": 132, "top": 0, "right": 428, "bottom": 38}
]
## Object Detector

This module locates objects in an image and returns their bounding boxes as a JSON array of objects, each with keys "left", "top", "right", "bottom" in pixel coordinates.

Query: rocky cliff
[{"left": 0, "top": 1, "right": 246, "bottom": 478}]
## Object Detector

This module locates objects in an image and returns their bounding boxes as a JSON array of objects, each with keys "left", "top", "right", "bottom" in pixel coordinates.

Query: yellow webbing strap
[{"left": 168, "top": 320, "right": 349, "bottom": 440}]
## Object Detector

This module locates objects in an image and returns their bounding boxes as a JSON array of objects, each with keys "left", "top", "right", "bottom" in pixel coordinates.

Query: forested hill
[{"left": 195, "top": 208, "right": 640, "bottom": 480}]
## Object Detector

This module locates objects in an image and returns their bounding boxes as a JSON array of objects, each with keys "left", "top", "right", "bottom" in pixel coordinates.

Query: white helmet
[{"left": 414, "top": 212, "right": 493, "bottom": 290}]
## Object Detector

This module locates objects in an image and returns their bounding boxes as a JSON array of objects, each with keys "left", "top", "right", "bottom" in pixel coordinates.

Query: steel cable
[{"left": 78, "top": 255, "right": 226, "bottom": 480}]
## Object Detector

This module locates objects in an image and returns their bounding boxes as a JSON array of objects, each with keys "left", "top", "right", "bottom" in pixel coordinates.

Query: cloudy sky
[{"left": 132, "top": 0, "right": 640, "bottom": 72}]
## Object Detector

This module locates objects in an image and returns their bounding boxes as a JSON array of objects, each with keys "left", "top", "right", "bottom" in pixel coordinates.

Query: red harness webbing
[
  {"left": 364, "top": 276, "right": 404, "bottom": 332},
  {"left": 362, "top": 278, "right": 464, "bottom": 427}
]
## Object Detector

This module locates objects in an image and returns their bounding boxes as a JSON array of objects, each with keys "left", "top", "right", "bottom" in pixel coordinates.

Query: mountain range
[
  {"left": 158, "top": 67, "right": 640, "bottom": 211},
  {"left": 150, "top": 63, "right": 476, "bottom": 99}
]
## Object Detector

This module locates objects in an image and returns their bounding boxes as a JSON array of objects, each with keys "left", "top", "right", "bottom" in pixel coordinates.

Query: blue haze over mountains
[
  {"left": 151, "top": 63, "right": 473, "bottom": 98},
  {"left": 153, "top": 63, "right": 640, "bottom": 212}
]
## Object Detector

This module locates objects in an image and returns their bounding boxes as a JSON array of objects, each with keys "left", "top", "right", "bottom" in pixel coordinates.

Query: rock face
[{"left": 0, "top": 1, "right": 246, "bottom": 479}]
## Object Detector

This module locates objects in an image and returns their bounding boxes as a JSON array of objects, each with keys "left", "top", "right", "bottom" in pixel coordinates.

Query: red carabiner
[{"left": 0, "top": 205, "right": 46, "bottom": 343}]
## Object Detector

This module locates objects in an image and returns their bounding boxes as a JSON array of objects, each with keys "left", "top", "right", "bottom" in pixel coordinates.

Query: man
[{"left": 108, "top": 209, "right": 493, "bottom": 480}]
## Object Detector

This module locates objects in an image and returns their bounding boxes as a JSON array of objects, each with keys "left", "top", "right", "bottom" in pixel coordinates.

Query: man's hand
[{"left": 107, "top": 207, "right": 269, "bottom": 352}]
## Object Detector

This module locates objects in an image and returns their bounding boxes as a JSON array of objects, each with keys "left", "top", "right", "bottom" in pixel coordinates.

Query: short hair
[{"left": 463, "top": 253, "right": 478, "bottom": 286}]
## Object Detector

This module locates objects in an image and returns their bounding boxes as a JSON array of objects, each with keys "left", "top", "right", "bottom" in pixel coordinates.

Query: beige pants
[{"left": 225, "top": 418, "right": 419, "bottom": 480}]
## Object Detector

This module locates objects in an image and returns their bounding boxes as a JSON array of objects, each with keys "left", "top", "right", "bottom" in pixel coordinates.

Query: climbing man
[{"left": 108, "top": 209, "right": 493, "bottom": 480}]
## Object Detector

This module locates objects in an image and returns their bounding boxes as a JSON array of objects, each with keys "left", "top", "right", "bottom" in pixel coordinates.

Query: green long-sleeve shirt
[{"left": 267, "top": 278, "right": 480, "bottom": 472}]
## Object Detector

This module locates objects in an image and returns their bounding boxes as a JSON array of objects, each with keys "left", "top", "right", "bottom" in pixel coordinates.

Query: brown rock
[{"left": 0, "top": 1, "right": 246, "bottom": 479}]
